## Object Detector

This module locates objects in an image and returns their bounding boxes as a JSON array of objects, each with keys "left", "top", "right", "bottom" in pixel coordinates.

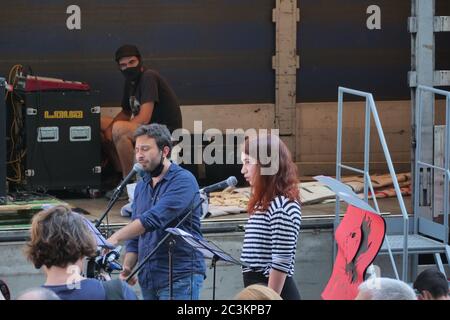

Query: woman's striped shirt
[{"left": 241, "top": 195, "right": 302, "bottom": 277}]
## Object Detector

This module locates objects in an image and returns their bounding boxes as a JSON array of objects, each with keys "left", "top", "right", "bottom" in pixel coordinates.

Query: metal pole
[
  {"left": 334, "top": 88, "right": 344, "bottom": 261},
  {"left": 369, "top": 94, "right": 410, "bottom": 281},
  {"left": 168, "top": 237, "right": 176, "bottom": 300},
  {"left": 364, "top": 99, "right": 371, "bottom": 203},
  {"left": 212, "top": 255, "right": 218, "bottom": 300},
  {"left": 444, "top": 95, "right": 450, "bottom": 244}
]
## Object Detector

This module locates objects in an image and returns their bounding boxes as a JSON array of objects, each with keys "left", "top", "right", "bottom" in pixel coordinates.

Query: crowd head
[{"left": 25, "top": 205, "right": 96, "bottom": 269}]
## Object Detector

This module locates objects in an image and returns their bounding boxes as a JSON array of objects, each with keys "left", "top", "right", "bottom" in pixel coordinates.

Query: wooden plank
[
  {"left": 102, "top": 99, "right": 412, "bottom": 173},
  {"left": 0, "top": 199, "right": 69, "bottom": 213},
  {"left": 102, "top": 104, "right": 276, "bottom": 132},
  {"left": 295, "top": 100, "right": 411, "bottom": 175},
  {"left": 180, "top": 104, "right": 275, "bottom": 132},
  {"left": 296, "top": 162, "right": 411, "bottom": 177},
  {"left": 273, "top": 0, "right": 299, "bottom": 156}
]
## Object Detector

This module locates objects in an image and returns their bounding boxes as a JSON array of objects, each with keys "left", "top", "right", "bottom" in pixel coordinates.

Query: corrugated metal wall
[
  {"left": 297, "top": 0, "right": 412, "bottom": 102},
  {"left": 436, "top": 1, "right": 450, "bottom": 74},
  {"left": 0, "top": 0, "right": 275, "bottom": 106},
  {"left": 1, "top": 1, "right": 449, "bottom": 105}
]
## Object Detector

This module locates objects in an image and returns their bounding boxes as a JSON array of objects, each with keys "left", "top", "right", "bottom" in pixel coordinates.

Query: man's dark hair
[
  {"left": 25, "top": 206, "right": 96, "bottom": 269},
  {"left": 134, "top": 123, "right": 173, "bottom": 154},
  {"left": 413, "top": 268, "right": 449, "bottom": 299},
  {"left": 115, "top": 44, "right": 142, "bottom": 63}
]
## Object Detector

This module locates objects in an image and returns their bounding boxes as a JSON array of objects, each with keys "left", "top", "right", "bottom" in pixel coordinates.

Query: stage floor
[
  {"left": 0, "top": 182, "right": 413, "bottom": 229},
  {"left": 65, "top": 194, "right": 413, "bottom": 226}
]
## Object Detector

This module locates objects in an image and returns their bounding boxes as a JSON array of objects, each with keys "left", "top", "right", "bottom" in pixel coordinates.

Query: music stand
[
  {"left": 82, "top": 216, "right": 116, "bottom": 249},
  {"left": 166, "top": 227, "right": 247, "bottom": 300},
  {"left": 81, "top": 213, "right": 119, "bottom": 278}
]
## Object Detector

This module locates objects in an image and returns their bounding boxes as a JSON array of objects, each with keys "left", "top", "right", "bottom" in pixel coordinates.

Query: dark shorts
[{"left": 243, "top": 271, "right": 301, "bottom": 300}]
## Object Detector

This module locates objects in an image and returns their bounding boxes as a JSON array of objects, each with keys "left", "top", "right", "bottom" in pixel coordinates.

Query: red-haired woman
[{"left": 240, "top": 134, "right": 301, "bottom": 300}]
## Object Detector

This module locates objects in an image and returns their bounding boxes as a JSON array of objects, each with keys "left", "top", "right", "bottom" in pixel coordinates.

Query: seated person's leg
[
  {"left": 100, "top": 116, "right": 121, "bottom": 173},
  {"left": 112, "top": 121, "right": 140, "bottom": 178},
  {"left": 100, "top": 116, "right": 114, "bottom": 142}
]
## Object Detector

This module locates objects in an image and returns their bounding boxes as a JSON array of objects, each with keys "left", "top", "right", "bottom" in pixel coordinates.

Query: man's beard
[{"left": 147, "top": 153, "right": 165, "bottom": 177}]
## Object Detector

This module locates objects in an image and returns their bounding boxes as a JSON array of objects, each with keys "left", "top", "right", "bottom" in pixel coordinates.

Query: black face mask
[
  {"left": 150, "top": 153, "right": 165, "bottom": 178},
  {"left": 121, "top": 63, "right": 143, "bottom": 82}
]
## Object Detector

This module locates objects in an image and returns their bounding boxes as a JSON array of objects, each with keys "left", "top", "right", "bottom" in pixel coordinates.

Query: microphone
[
  {"left": 113, "top": 163, "right": 143, "bottom": 196},
  {"left": 96, "top": 246, "right": 123, "bottom": 272},
  {"left": 200, "top": 176, "right": 238, "bottom": 194},
  {"left": 105, "top": 246, "right": 121, "bottom": 264}
]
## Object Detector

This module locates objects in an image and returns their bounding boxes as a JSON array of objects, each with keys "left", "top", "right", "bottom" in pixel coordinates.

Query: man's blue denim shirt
[{"left": 125, "top": 162, "right": 206, "bottom": 290}]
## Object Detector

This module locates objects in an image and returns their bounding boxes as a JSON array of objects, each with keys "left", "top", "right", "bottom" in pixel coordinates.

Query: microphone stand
[
  {"left": 168, "top": 237, "right": 176, "bottom": 298},
  {"left": 126, "top": 196, "right": 205, "bottom": 299},
  {"left": 84, "top": 189, "right": 125, "bottom": 279},
  {"left": 96, "top": 164, "right": 142, "bottom": 229},
  {"left": 95, "top": 183, "right": 127, "bottom": 229},
  {"left": 211, "top": 255, "right": 219, "bottom": 300},
  {"left": 87, "top": 180, "right": 129, "bottom": 279}
]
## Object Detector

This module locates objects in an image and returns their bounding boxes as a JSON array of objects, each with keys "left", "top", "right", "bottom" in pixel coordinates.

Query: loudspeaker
[{"left": 23, "top": 91, "right": 101, "bottom": 190}]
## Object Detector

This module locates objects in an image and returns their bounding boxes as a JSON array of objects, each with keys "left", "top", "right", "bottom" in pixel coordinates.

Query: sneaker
[
  {"left": 199, "top": 191, "right": 210, "bottom": 219},
  {"left": 120, "top": 202, "right": 133, "bottom": 217},
  {"left": 104, "top": 189, "right": 128, "bottom": 201}
]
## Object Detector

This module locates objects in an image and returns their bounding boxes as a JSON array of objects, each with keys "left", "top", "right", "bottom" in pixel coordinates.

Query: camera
[
  {"left": 85, "top": 246, "right": 123, "bottom": 280},
  {"left": 79, "top": 214, "right": 123, "bottom": 280}
]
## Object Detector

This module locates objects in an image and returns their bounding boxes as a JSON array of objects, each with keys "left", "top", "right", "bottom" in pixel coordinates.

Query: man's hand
[
  {"left": 131, "top": 102, "right": 154, "bottom": 124},
  {"left": 120, "top": 266, "right": 137, "bottom": 286},
  {"left": 106, "top": 234, "right": 119, "bottom": 247}
]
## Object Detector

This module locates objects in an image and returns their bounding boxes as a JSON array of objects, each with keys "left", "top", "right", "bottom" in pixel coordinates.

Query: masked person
[
  {"left": 101, "top": 45, "right": 182, "bottom": 197},
  {"left": 107, "top": 123, "right": 206, "bottom": 300}
]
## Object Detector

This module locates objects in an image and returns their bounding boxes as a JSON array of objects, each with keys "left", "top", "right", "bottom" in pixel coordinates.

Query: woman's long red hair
[{"left": 244, "top": 134, "right": 300, "bottom": 214}]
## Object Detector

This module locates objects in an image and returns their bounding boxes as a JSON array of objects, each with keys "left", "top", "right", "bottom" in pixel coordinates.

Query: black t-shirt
[{"left": 121, "top": 68, "right": 182, "bottom": 132}]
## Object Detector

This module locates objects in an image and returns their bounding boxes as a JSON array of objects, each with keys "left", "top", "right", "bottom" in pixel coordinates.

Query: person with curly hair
[{"left": 24, "top": 205, "right": 137, "bottom": 300}]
